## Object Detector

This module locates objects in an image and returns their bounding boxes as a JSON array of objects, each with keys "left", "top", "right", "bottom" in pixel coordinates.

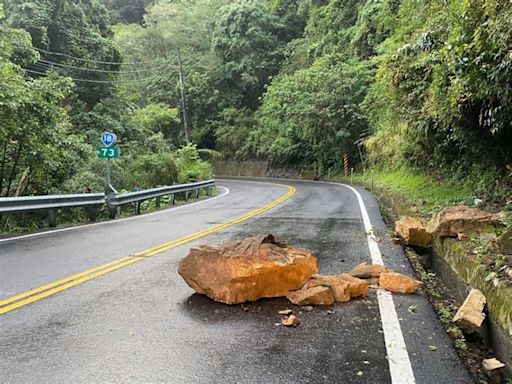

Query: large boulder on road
[{"left": 178, "top": 234, "right": 318, "bottom": 304}]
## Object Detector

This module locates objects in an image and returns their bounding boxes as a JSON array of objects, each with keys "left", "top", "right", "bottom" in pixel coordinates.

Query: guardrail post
[
  {"left": 85, "top": 207, "right": 99, "bottom": 222},
  {"left": 206, "top": 187, "right": 211, "bottom": 196},
  {"left": 48, "top": 209, "right": 57, "bottom": 228},
  {"left": 185, "top": 191, "right": 189, "bottom": 201},
  {"left": 155, "top": 196, "right": 161, "bottom": 208},
  {"left": 135, "top": 201, "right": 141, "bottom": 215},
  {"left": 171, "top": 193, "right": 176, "bottom": 205},
  {"left": 109, "top": 207, "right": 120, "bottom": 219},
  {"left": 195, "top": 188, "right": 200, "bottom": 199}
]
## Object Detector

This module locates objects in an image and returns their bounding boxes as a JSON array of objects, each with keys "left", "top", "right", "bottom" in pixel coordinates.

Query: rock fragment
[
  {"left": 453, "top": 289, "right": 486, "bottom": 334},
  {"left": 286, "top": 286, "right": 335, "bottom": 306},
  {"left": 482, "top": 358, "right": 505, "bottom": 383},
  {"left": 350, "top": 262, "right": 388, "bottom": 278},
  {"left": 395, "top": 216, "right": 432, "bottom": 247},
  {"left": 498, "top": 228, "right": 512, "bottom": 255},
  {"left": 278, "top": 309, "right": 293, "bottom": 315},
  {"left": 281, "top": 315, "right": 301, "bottom": 327},
  {"left": 379, "top": 272, "right": 420, "bottom": 293},
  {"left": 308, "top": 273, "right": 368, "bottom": 302},
  {"left": 178, "top": 234, "right": 318, "bottom": 304},
  {"left": 426, "top": 205, "right": 503, "bottom": 238}
]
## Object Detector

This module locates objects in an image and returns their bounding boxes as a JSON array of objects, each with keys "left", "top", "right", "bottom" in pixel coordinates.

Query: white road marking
[
  {"left": 219, "top": 177, "right": 416, "bottom": 383},
  {"left": 338, "top": 183, "right": 416, "bottom": 384},
  {"left": 0, "top": 187, "right": 230, "bottom": 245}
]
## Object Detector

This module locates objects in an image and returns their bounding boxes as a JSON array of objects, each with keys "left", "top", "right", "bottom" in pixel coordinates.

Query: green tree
[{"left": 212, "top": 0, "right": 286, "bottom": 110}]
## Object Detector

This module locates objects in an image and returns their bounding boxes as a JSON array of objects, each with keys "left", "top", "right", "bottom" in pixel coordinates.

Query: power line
[
  {"left": 34, "top": 47, "right": 167, "bottom": 66},
  {"left": 23, "top": 67, "right": 174, "bottom": 84},
  {"left": 36, "top": 57, "right": 176, "bottom": 74}
]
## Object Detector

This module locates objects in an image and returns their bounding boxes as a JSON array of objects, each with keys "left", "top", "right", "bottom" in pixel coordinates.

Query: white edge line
[
  {"left": 220, "top": 177, "right": 416, "bottom": 384},
  {"left": 0, "top": 186, "right": 230, "bottom": 245},
  {"left": 339, "top": 183, "right": 416, "bottom": 384}
]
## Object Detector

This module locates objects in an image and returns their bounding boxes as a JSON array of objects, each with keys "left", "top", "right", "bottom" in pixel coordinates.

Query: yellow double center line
[{"left": 0, "top": 184, "right": 296, "bottom": 315}]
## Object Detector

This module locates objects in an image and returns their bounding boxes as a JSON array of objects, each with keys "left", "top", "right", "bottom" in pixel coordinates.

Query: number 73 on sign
[{"left": 97, "top": 146, "right": 120, "bottom": 159}]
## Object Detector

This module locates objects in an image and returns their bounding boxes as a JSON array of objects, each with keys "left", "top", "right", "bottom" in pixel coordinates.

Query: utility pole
[{"left": 177, "top": 47, "right": 190, "bottom": 144}]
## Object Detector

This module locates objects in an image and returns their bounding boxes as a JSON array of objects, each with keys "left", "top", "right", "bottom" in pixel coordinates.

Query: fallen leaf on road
[
  {"left": 408, "top": 304, "right": 418, "bottom": 313},
  {"left": 278, "top": 309, "right": 293, "bottom": 315},
  {"left": 429, "top": 345, "right": 437, "bottom": 351},
  {"left": 356, "top": 371, "right": 363, "bottom": 376}
]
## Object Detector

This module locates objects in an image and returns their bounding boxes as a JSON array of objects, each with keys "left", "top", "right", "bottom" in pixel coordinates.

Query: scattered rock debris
[{"left": 179, "top": 235, "right": 423, "bottom": 330}]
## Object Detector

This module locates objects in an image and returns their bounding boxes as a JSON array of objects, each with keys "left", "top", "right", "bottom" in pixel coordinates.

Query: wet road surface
[{"left": 0, "top": 179, "right": 473, "bottom": 383}]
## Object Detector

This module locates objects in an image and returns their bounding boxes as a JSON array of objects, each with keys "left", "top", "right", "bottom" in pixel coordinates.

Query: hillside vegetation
[{"left": 1, "top": 0, "right": 511, "bottom": 207}]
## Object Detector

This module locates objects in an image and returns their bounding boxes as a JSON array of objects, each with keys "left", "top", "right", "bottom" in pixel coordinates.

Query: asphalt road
[{"left": 0, "top": 179, "right": 473, "bottom": 383}]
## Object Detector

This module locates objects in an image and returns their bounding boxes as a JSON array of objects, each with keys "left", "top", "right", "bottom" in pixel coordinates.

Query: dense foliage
[{"left": 1, "top": 0, "right": 510, "bottom": 210}]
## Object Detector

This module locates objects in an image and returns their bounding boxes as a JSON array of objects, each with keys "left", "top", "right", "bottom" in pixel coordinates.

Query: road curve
[{"left": 0, "top": 179, "right": 472, "bottom": 383}]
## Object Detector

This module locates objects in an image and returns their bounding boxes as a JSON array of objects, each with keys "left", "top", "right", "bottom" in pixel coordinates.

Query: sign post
[{"left": 98, "top": 132, "right": 119, "bottom": 190}]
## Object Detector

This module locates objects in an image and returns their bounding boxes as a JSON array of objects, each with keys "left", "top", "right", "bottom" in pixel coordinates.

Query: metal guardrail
[
  {"left": 0, "top": 180, "right": 216, "bottom": 228},
  {"left": 0, "top": 193, "right": 106, "bottom": 227},
  {"left": 107, "top": 180, "right": 215, "bottom": 217}
]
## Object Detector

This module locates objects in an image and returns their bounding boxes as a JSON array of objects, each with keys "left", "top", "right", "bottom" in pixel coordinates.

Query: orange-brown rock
[
  {"left": 350, "top": 262, "right": 388, "bottom": 278},
  {"left": 281, "top": 314, "right": 301, "bottom": 327},
  {"left": 286, "top": 286, "right": 335, "bottom": 306},
  {"left": 379, "top": 272, "right": 420, "bottom": 293},
  {"left": 178, "top": 234, "right": 318, "bottom": 304},
  {"left": 395, "top": 216, "right": 432, "bottom": 247},
  {"left": 308, "top": 273, "right": 368, "bottom": 302},
  {"left": 426, "top": 205, "right": 503, "bottom": 238},
  {"left": 453, "top": 289, "right": 486, "bottom": 334}
]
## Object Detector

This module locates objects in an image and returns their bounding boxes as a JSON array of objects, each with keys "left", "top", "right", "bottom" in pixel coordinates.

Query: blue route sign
[{"left": 101, "top": 132, "right": 117, "bottom": 148}]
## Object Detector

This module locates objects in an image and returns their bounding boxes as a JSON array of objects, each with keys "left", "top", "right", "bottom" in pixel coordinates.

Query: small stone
[
  {"left": 287, "top": 286, "right": 335, "bottom": 306},
  {"left": 482, "top": 358, "right": 505, "bottom": 383},
  {"left": 482, "top": 358, "right": 505, "bottom": 372},
  {"left": 379, "top": 272, "right": 420, "bottom": 293},
  {"left": 350, "top": 262, "right": 389, "bottom": 278},
  {"left": 278, "top": 309, "right": 293, "bottom": 315},
  {"left": 302, "top": 306, "right": 314, "bottom": 312},
  {"left": 453, "top": 289, "right": 486, "bottom": 334},
  {"left": 281, "top": 315, "right": 301, "bottom": 327}
]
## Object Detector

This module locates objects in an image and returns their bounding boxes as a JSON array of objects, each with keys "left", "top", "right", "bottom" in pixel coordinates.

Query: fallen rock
[
  {"left": 350, "top": 262, "right": 388, "bottom": 278},
  {"left": 453, "top": 289, "right": 486, "bottom": 334},
  {"left": 178, "top": 234, "right": 318, "bottom": 304},
  {"left": 286, "top": 286, "right": 335, "bottom": 306},
  {"left": 426, "top": 205, "right": 503, "bottom": 238},
  {"left": 278, "top": 309, "right": 293, "bottom": 315},
  {"left": 482, "top": 357, "right": 505, "bottom": 382},
  {"left": 395, "top": 216, "right": 432, "bottom": 247},
  {"left": 379, "top": 272, "right": 420, "bottom": 293},
  {"left": 498, "top": 228, "right": 512, "bottom": 254},
  {"left": 308, "top": 273, "right": 368, "bottom": 302},
  {"left": 308, "top": 275, "right": 349, "bottom": 302},
  {"left": 281, "top": 314, "right": 301, "bottom": 327}
]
